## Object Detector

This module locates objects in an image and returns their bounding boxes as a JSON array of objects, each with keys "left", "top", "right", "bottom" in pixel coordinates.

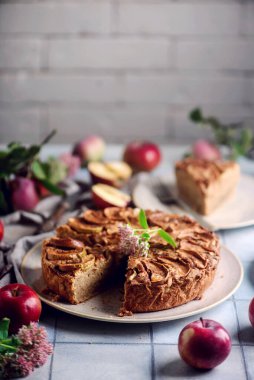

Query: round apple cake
[{"left": 41, "top": 207, "right": 220, "bottom": 315}]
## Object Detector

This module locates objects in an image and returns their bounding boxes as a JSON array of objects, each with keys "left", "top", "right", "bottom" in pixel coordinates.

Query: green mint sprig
[{"left": 137, "top": 209, "right": 177, "bottom": 249}]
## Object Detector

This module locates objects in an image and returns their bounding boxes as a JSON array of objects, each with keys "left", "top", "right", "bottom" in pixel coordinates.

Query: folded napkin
[{"left": 0, "top": 179, "right": 92, "bottom": 287}]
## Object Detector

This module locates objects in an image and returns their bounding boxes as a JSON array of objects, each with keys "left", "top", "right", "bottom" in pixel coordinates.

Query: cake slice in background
[{"left": 175, "top": 158, "right": 240, "bottom": 215}]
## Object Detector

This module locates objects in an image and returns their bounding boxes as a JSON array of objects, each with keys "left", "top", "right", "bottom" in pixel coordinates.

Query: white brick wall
[
  {"left": 0, "top": 3, "right": 111, "bottom": 34},
  {"left": 0, "top": 39, "right": 42, "bottom": 69},
  {"left": 176, "top": 40, "right": 254, "bottom": 71},
  {"left": 0, "top": 0, "right": 253, "bottom": 144},
  {"left": 116, "top": 3, "right": 240, "bottom": 36},
  {"left": 48, "top": 39, "right": 172, "bottom": 70}
]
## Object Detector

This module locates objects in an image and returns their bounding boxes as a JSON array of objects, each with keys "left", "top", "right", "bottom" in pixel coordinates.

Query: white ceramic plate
[
  {"left": 21, "top": 242, "right": 243, "bottom": 324},
  {"left": 132, "top": 173, "right": 254, "bottom": 231}
]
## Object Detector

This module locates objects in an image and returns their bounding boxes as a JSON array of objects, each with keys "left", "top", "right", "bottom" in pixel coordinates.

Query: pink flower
[
  {"left": 118, "top": 224, "right": 150, "bottom": 257},
  {"left": 59, "top": 153, "right": 81, "bottom": 178},
  {"left": 0, "top": 323, "right": 53, "bottom": 378}
]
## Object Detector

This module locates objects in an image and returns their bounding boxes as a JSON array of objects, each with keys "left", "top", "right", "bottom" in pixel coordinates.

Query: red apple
[
  {"left": 0, "top": 220, "right": 4, "bottom": 241},
  {"left": 73, "top": 135, "right": 105, "bottom": 165},
  {"left": 123, "top": 141, "right": 161, "bottom": 172},
  {"left": 92, "top": 184, "right": 131, "bottom": 209},
  {"left": 192, "top": 139, "right": 221, "bottom": 161},
  {"left": 249, "top": 298, "right": 254, "bottom": 327},
  {"left": 178, "top": 318, "right": 231, "bottom": 369},
  {"left": 11, "top": 177, "right": 40, "bottom": 211},
  {"left": 88, "top": 161, "right": 132, "bottom": 188},
  {"left": 0, "top": 283, "right": 42, "bottom": 334}
]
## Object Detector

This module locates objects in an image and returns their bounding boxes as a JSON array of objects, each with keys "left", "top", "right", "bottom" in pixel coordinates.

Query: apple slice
[
  {"left": 88, "top": 161, "right": 132, "bottom": 188},
  {"left": 92, "top": 184, "right": 131, "bottom": 209}
]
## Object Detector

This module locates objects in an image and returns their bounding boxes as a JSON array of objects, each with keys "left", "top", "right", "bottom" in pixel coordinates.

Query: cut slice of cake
[
  {"left": 175, "top": 158, "right": 240, "bottom": 215},
  {"left": 42, "top": 236, "right": 114, "bottom": 304}
]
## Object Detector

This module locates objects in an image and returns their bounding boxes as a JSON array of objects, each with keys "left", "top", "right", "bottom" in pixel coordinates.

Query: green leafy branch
[
  {"left": 137, "top": 209, "right": 177, "bottom": 250},
  {"left": 189, "top": 108, "right": 253, "bottom": 159},
  {"left": 0, "top": 131, "right": 66, "bottom": 214}
]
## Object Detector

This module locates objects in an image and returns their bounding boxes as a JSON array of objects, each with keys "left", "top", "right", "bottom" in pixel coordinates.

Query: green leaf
[
  {"left": 0, "top": 342, "right": 18, "bottom": 353},
  {"left": 31, "top": 160, "right": 47, "bottom": 180},
  {"left": 46, "top": 157, "right": 67, "bottom": 185},
  {"left": 239, "top": 128, "right": 253, "bottom": 153},
  {"left": 189, "top": 108, "right": 203, "bottom": 123},
  {"left": 39, "top": 179, "right": 65, "bottom": 196},
  {"left": 0, "top": 319, "right": 10, "bottom": 340},
  {"left": 158, "top": 229, "right": 177, "bottom": 248},
  {"left": 138, "top": 209, "right": 149, "bottom": 229},
  {"left": 141, "top": 232, "right": 150, "bottom": 240},
  {"left": 0, "top": 333, "right": 21, "bottom": 354}
]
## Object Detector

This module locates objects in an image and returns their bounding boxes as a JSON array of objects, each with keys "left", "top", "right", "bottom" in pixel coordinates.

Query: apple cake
[
  {"left": 175, "top": 158, "right": 240, "bottom": 215},
  {"left": 41, "top": 207, "right": 220, "bottom": 314}
]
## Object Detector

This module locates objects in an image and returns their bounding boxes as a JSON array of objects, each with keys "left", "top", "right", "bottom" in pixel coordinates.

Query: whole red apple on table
[
  {"left": 11, "top": 177, "right": 40, "bottom": 212},
  {"left": 192, "top": 139, "right": 221, "bottom": 161},
  {"left": 178, "top": 318, "right": 231, "bottom": 369},
  {"left": 0, "top": 283, "right": 42, "bottom": 334},
  {"left": 249, "top": 297, "right": 254, "bottom": 327},
  {"left": 123, "top": 141, "right": 161, "bottom": 172},
  {"left": 73, "top": 135, "right": 105, "bottom": 165}
]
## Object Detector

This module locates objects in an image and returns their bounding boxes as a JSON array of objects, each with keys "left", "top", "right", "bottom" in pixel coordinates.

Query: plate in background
[
  {"left": 132, "top": 173, "right": 254, "bottom": 231},
  {"left": 21, "top": 242, "right": 243, "bottom": 324}
]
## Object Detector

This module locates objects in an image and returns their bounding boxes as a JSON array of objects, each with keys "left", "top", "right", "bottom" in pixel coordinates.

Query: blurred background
[{"left": 0, "top": 0, "right": 254, "bottom": 145}]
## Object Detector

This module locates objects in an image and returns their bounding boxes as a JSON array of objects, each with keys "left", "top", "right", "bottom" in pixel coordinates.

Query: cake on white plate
[
  {"left": 42, "top": 207, "right": 220, "bottom": 316},
  {"left": 175, "top": 158, "right": 240, "bottom": 215}
]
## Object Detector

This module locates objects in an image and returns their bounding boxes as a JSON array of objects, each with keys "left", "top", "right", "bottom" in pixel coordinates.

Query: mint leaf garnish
[
  {"left": 158, "top": 229, "right": 177, "bottom": 248},
  {"left": 138, "top": 209, "right": 149, "bottom": 229}
]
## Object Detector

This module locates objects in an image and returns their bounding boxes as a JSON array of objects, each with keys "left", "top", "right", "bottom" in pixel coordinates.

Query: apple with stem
[
  {"left": 73, "top": 135, "right": 105, "bottom": 165},
  {"left": 0, "top": 283, "right": 42, "bottom": 334},
  {"left": 123, "top": 141, "right": 161, "bottom": 172},
  {"left": 178, "top": 318, "right": 231, "bottom": 369}
]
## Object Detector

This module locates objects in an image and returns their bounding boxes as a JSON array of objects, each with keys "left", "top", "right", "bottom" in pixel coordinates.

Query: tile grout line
[
  {"left": 149, "top": 324, "right": 156, "bottom": 380},
  {"left": 49, "top": 315, "right": 58, "bottom": 380},
  {"left": 52, "top": 341, "right": 246, "bottom": 346},
  {"left": 222, "top": 230, "right": 249, "bottom": 380},
  {"left": 232, "top": 292, "right": 250, "bottom": 380}
]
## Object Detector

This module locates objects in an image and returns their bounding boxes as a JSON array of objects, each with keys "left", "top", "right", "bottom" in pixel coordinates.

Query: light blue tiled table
[{"left": 29, "top": 145, "right": 254, "bottom": 380}]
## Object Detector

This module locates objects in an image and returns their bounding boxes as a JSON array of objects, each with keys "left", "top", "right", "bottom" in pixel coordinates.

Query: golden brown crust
[
  {"left": 175, "top": 158, "right": 240, "bottom": 215},
  {"left": 121, "top": 216, "right": 219, "bottom": 314},
  {"left": 175, "top": 158, "right": 238, "bottom": 193},
  {"left": 42, "top": 207, "right": 220, "bottom": 312}
]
